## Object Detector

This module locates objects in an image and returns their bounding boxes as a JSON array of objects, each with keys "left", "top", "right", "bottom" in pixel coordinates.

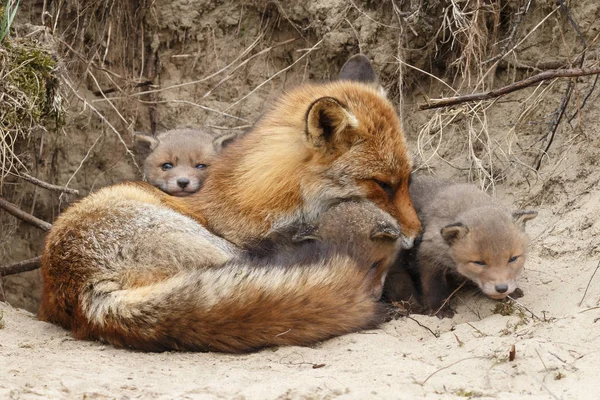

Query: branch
[
  {"left": 0, "top": 256, "right": 42, "bottom": 276},
  {"left": 418, "top": 66, "right": 600, "bottom": 110},
  {"left": 18, "top": 173, "right": 80, "bottom": 195},
  {"left": 0, "top": 196, "right": 52, "bottom": 231}
]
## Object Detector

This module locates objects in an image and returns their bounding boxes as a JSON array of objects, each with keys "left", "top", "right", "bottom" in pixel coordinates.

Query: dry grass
[
  {"left": 0, "top": 36, "right": 65, "bottom": 185},
  {"left": 400, "top": 0, "right": 588, "bottom": 190}
]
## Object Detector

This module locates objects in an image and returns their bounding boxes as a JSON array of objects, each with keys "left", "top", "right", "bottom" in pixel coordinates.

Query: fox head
[
  {"left": 134, "top": 129, "right": 238, "bottom": 197},
  {"left": 300, "top": 54, "right": 421, "bottom": 247},
  {"left": 196, "top": 54, "right": 421, "bottom": 248},
  {"left": 441, "top": 209, "right": 538, "bottom": 299}
]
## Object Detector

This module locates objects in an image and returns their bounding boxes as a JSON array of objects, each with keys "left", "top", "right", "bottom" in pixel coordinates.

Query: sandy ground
[{"left": 2, "top": 173, "right": 599, "bottom": 400}]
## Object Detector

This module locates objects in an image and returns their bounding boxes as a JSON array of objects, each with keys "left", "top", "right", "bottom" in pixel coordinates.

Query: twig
[
  {"left": 535, "top": 348, "right": 548, "bottom": 371},
  {"left": 535, "top": 80, "right": 573, "bottom": 171},
  {"left": 507, "top": 295, "right": 541, "bottom": 321},
  {"left": 483, "top": 0, "right": 533, "bottom": 65},
  {"left": 0, "top": 196, "right": 52, "bottom": 231},
  {"left": 418, "top": 66, "right": 600, "bottom": 110},
  {"left": 62, "top": 77, "right": 139, "bottom": 171},
  {"left": 0, "top": 256, "right": 42, "bottom": 276},
  {"left": 406, "top": 316, "right": 439, "bottom": 338},
  {"left": 419, "top": 357, "right": 489, "bottom": 385},
  {"left": 535, "top": 0, "right": 587, "bottom": 171},
  {"left": 223, "top": 38, "right": 324, "bottom": 112},
  {"left": 578, "top": 259, "right": 600, "bottom": 307},
  {"left": 16, "top": 173, "right": 79, "bottom": 195},
  {"left": 434, "top": 281, "right": 466, "bottom": 316}
]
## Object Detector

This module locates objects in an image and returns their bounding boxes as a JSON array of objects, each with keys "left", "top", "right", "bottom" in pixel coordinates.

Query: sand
[{"left": 2, "top": 175, "right": 599, "bottom": 399}]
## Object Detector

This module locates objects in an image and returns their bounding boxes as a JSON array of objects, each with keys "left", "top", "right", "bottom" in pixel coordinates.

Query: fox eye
[
  {"left": 373, "top": 179, "right": 394, "bottom": 198},
  {"left": 508, "top": 256, "right": 518, "bottom": 263},
  {"left": 161, "top": 163, "right": 173, "bottom": 171},
  {"left": 472, "top": 261, "right": 486, "bottom": 267},
  {"left": 195, "top": 163, "right": 207, "bottom": 169}
]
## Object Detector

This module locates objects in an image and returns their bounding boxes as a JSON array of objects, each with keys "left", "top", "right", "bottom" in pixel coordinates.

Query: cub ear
[
  {"left": 512, "top": 210, "right": 538, "bottom": 229},
  {"left": 133, "top": 133, "right": 159, "bottom": 159},
  {"left": 213, "top": 132, "right": 239, "bottom": 152},
  {"left": 305, "top": 97, "right": 358, "bottom": 151},
  {"left": 440, "top": 222, "right": 469, "bottom": 246},
  {"left": 370, "top": 221, "right": 401, "bottom": 241},
  {"left": 338, "top": 54, "right": 378, "bottom": 84},
  {"left": 291, "top": 223, "right": 322, "bottom": 243}
]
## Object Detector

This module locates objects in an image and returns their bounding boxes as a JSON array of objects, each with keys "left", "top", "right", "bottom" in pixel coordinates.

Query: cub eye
[
  {"left": 373, "top": 179, "right": 394, "bottom": 198},
  {"left": 195, "top": 163, "right": 207, "bottom": 169},
  {"left": 161, "top": 163, "right": 173, "bottom": 171},
  {"left": 472, "top": 261, "right": 486, "bottom": 267},
  {"left": 508, "top": 256, "right": 518, "bottom": 263}
]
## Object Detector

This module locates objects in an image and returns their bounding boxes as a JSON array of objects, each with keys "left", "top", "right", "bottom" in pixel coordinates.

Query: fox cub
[
  {"left": 39, "top": 53, "right": 420, "bottom": 351},
  {"left": 384, "top": 176, "right": 537, "bottom": 318},
  {"left": 134, "top": 128, "right": 238, "bottom": 196}
]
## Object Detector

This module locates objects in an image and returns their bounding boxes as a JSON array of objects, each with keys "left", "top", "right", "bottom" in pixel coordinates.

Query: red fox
[
  {"left": 384, "top": 176, "right": 537, "bottom": 318},
  {"left": 134, "top": 128, "right": 238, "bottom": 196},
  {"left": 39, "top": 54, "right": 421, "bottom": 350},
  {"left": 41, "top": 199, "right": 403, "bottom": 352}
]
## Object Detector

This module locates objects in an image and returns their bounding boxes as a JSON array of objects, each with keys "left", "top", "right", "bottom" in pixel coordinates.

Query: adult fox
[{"left": 39, "top": 54, "right": 421, "bottom": 351}]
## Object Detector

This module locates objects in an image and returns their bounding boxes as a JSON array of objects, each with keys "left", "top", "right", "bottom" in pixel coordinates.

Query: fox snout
[
  {"left": 479, "top": 280, "right": 518, "bottom": 300},
  {"left": 394, "top": 185, "right": 421, "bottom": 249}
]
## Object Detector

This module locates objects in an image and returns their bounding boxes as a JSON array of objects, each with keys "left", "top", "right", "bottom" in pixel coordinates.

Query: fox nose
[
  {"left": 177, "top": 178, "right": 190, "bottom": 188},
  {"left": 495, "top": 284, "right": 508, "bottom": 293}
]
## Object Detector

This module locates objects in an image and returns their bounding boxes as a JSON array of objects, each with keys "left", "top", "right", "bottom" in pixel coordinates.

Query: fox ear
[
  {"left": 370, "top": 221, "right": 401, "bottom": 241},
  {"left": 512, "top": 210, "right": 538, "bottom": 229},
  {"left": 305, "top": 97, "right": 358, "bottom": 151},
  {"left": 338, "top": 54, "right": 377, "bottom": 84},
  {"left": 441, "top": 222, "right": 469, "bottom": 246},
  {"left": 213, "top": 132, "right": 239, "bottom": 152},
  {"left": 133, "top": 133, "right": 159, "bottom": 159}
]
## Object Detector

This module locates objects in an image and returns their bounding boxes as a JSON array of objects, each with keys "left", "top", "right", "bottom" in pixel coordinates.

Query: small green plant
[{"left": 0, "top": 0, "right": 21, "bottom": 42}]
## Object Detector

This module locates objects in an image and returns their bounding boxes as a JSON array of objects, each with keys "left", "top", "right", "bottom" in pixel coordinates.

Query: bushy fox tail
[{"left": 74, "top": 254, "right": 385, "bottom": 353}]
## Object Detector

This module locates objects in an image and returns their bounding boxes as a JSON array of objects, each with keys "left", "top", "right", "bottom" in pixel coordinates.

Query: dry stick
[
  {"left": 534, "top": 0, "right": 589, "bottom": 171},
  {"left": 0, "top": 256, "right": 42, "bottom": 276},
  {"left": 418, "top": 66, "right": 600, "bottom": 110},
  {"left": 419, "top": 357, "right": 489, "bottom": 385},
  {"left": 0, "top": 196, "right": 52, "bottom": 231},
  {"left": 483, "top": 0, "right": 533, "bottom": 65},
  {"left": 578, "top": 259, "right": 600, "bottom": 307},
  {"left": 17, "top": 173, "right": 79, "bottom": 195},
  {"left": 434, "top": 281, "right": 467, "bottom": 316},
  {"left": 201, "top": 38, "right": 298, "bottom": 100},
  {"left": 507, "top": 295, "right": 541, "bottom": 321},
  {"left": 223, "top": 38, "right": 325, "bottom": 112},
  {"left": 534, "top": 80, "right": 573, "bottom": 171},
  {"left": 406, "top": 316, "right": 439, "bottom": 338},
  {"left": 62, "top": 78, "right": 139, "bottom": 171}
]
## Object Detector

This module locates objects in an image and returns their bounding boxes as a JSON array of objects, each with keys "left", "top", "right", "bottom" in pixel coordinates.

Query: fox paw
[{"left": 429, "top": 305, "right": 456, "bottom": 319}]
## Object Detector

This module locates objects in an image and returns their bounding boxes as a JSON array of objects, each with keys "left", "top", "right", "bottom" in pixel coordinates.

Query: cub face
[
  {"left": 134, "top": 129, "right": 237, "bottom": 197},
  {"left": 441, "top": 209, "right": 537, "bottom": 299}
]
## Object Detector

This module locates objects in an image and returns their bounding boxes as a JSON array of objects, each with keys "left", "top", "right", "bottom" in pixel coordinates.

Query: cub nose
[
  {"left": 177, "top": 178, "right": 190, "bottom": 188},
  {"left": 495, "top": 284, "right": 508, "bottom": 293}
]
